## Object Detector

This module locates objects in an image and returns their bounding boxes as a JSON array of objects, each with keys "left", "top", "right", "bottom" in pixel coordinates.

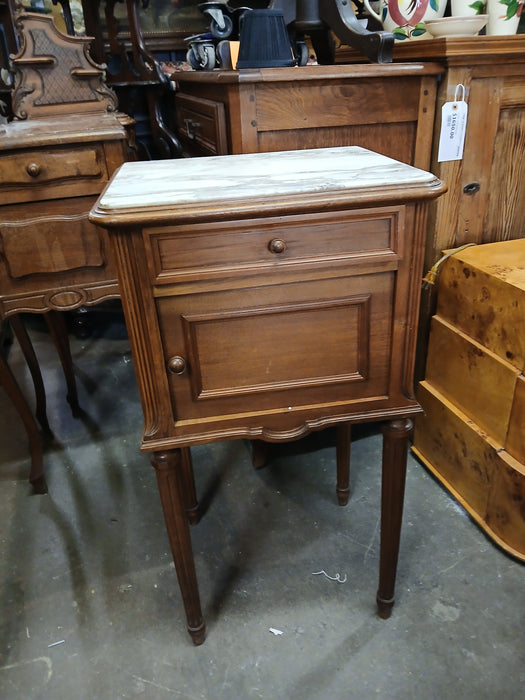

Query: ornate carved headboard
[{"left": 10, "top": 11, "right": 118, "bottom": 120}]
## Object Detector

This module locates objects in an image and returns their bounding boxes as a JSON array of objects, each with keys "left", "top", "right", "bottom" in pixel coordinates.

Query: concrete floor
[{"left": 1, "top": 310, "right": 523, "bottom": 700}]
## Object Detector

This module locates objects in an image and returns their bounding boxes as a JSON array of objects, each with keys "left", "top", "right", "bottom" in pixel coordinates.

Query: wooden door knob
[
  {"left": 26, "top": 163, "right": 41, "bottom": 177},
  {"left": 268, "top": 238, "right": 286, "bottom": 254},
  {"left": 168, "top": 356, "right": 187, "bottom": 374}
]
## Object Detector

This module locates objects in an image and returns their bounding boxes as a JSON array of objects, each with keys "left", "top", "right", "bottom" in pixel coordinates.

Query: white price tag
[{"left": 438, "top": 84, "right": 468, "bottom": 163}]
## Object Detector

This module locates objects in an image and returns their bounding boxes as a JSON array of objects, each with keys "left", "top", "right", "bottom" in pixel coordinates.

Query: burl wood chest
[{"left": 413, "top": 239, "right": 525, "bottom": 561}]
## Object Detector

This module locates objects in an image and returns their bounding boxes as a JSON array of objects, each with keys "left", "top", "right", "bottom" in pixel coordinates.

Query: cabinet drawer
[
  {"left": 147, "top": 207, "right": 402, "bottom": 285},
  {"left": 0, "top": 196, "right": 106, "bottom": 279},
  {"left": 254, "top": 76, "right": 422, "bottom": 132},
  {"left": 174, "top": 93, "right": 228, "bottom": 156},
  {"left": 0, "top": 144, "right": 107, "bottom": 202}
]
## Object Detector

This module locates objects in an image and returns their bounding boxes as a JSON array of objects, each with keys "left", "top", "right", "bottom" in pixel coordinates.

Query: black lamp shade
[{"left": 236, "top": 9, "right": 296, "bottom": 69}]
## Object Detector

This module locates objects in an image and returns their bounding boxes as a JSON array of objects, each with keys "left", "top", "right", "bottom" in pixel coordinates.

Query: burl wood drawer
[
  {"left": 0, "top": 144, "right": 108, "bottom": 203},
  {"left": 145, "top": 207, "right": 402, "bottom": 286},
  {"left": 436, "top": 239, "right": 525, "bottom": 372},
  {"left": 424, "top": 315, "right": 520, "bottom": 445}
]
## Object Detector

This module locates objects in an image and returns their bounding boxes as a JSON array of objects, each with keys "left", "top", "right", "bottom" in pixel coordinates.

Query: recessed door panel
[{"left": 157, "top": 271, "right": 395, "bottom": 425}]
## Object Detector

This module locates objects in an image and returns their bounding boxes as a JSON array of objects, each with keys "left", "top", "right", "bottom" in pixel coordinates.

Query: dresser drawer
[
  {"left": 146, "top": 207, "right": 402, "bottom": 286},
  {"left": 174, "top": 93, "right": 228, "bottom": 157},
  {"left": 0, "top": 144, "right": 108, "bottom": 202},
  {"left": 0, "top": 195, "right": 118, "bottom": 312}
]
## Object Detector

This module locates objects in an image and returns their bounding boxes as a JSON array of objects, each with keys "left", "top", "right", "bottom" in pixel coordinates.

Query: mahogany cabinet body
[
  {"left": 0, "top": 114, "right": 129, "bottom": 490},
  {"left": 0, "top": 12, "right": 132, "bottom": 490},
  {"left": 90, "top": 147, "right": 445, "bottom": 644},
  {"left": 0, "top": 12, "right": 132, "bottom": 319}
]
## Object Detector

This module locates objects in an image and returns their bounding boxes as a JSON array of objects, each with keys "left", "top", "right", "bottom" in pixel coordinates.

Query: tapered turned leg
[
  {"left": 151, "top": 449, "right": 205, "bottom": 645},
  {"left": 9, "top": 315, "right": 53, "bottom": 438},
  {"left": 335, "top": 422, "right": 351, "bottom": 506},
  {"left": 45, "top": 311, "right": 80, "bottom": 416},
  {"left": 180, "top": 447, "right": 200, "bottom": 525},
  {"left": 376, "top": 417, "right": 412, "bottom": 619},
  {"left": 0, "top": 351, "right": 47, "bottom": 493},
  {"left": 251, "top": 439, "right": 270, "bottom": 470}
]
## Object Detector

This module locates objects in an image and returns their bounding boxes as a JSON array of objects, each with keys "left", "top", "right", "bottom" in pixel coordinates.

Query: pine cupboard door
[{"left": 426, "top": 68, "right": 525, "bottom": 271}]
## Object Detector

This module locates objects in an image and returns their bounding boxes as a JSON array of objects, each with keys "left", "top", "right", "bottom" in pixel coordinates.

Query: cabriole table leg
[{"left": 0, "top": 351, "right": 46, "bottom": 493}]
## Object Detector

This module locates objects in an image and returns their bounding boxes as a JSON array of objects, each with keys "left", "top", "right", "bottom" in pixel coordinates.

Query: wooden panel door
[
  {"left": 482, "top": 77, "right": 525, "bottom": 244},
  {"left": 423, "top": 53, "right": 525, "bottom": 271}
]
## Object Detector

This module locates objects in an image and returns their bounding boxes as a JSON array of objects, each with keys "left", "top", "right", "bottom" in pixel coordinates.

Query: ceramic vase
[
  {"left": 364, "top": 0, "right": 446, "bottom": 39},
  {"left": 486, "top": 0, "right": 522, "bottom": 34},
  {"left": 450, "top": 0, "right": 486, "bottom": 15}
]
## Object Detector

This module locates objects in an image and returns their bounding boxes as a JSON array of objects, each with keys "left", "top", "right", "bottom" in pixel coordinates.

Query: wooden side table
[
  {"left": 0, "top": 12, "right": 132, "bottom": 490},
  {"left": 90, "top": 146, "right": 445, "bottom": 645},
  {"left": 170, "top": 63, "right": 441, "bottom": 170}
]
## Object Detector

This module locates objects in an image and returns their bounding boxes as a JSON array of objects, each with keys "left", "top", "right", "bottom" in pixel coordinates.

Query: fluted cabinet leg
[
  {"left": 336, "top": 422, "right": 351, "bottom": 506},
  {"left": 376, "top": 417, "right": 412, "bottom": 619},
  {"left": 180, "top": 447, "right": 200, "bottom": 525},
  {"left": 150, "top": 449, "right": 205, "bottom": 645}
]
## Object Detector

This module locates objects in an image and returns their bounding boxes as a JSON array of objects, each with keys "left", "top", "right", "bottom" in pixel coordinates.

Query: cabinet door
[
  {"left": 156, "top": 269, "right": 396, "bottom": 438},
  {"left": 482, "top": 76, "right": 525, "bottom": 245},
  {"left": 427, "top": 71, "right": 525, "bottom": 270}
]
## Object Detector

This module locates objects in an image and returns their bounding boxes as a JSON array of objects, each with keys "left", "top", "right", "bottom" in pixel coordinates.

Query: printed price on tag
[{"left": 438, "top": 84, "right": 468, "bottom": 163}]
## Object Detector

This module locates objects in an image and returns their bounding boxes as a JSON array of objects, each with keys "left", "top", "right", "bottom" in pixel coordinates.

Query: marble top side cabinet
[
  {"left": 90, "top": 146, "right": 446, "bottom": 644},
  {"left": 0, "top": 12, "right": 132, "bottom": 318}
]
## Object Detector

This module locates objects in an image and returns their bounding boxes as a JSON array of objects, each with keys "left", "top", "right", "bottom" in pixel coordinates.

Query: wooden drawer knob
[
  {"left": 26, "top": 163, "right": 41, "bottom": 177},
  {"left": 168, "top": 356, "right": 187, "bottom": 375},
  {"left": 268, "top": 238, "right": 286, "bottom": 254}
]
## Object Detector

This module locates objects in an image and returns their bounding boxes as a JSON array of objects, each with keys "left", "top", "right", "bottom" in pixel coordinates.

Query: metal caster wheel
[{"left": 186, "top": 41, "right": 216, "bottom": 70}]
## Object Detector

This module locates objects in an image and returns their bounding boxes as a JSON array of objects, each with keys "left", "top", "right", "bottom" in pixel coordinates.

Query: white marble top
[
  {"left": 95, "top": 147, "right": 440, "bottom": 214},
  {"left": 0, "top": 112, "right": 126, "bottom": 149}
]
